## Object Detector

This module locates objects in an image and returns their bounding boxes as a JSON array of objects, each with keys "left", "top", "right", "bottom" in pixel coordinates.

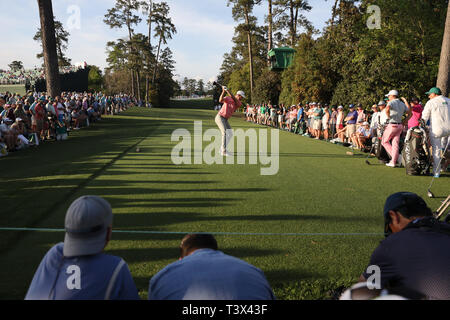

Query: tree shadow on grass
[{"left": 107, "top": 246, "right": 284, "bottom": 265}]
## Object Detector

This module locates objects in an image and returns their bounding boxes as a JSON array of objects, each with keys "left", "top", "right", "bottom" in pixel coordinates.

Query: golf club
[
  {"left": 213, "top": 81, "right": 227, "bottom": 91},
  {"left": 427, "top": 142, "right": 450, "bottom": 198},
  {"left": 365, "top": 143, "right": 376, "bottom": 165}
]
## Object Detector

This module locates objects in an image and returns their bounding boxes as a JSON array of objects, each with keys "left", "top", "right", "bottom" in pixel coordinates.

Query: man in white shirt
[{"left": 422, "top": 87, "right": 450, "bottom": 177}]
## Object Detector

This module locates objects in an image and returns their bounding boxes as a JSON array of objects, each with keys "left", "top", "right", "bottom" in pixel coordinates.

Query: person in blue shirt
[
  {"left": 345, "top": 104, "right": 358, "bottom": 144},
  {"left": 25, "top": 196, "right": 140, "bottom": 300},
  {"left": 149, "top": 233, "right": 275, "bottom": 300}
]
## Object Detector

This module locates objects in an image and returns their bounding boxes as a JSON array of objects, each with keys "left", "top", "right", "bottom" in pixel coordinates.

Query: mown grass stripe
[{"left": 0, "top": 227, "right": 383, "bottom": 237}]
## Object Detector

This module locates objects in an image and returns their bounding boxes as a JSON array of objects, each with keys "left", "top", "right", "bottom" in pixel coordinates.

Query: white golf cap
[
  {"left": 338, "top": 106, "right": 343, "bottom": 109},
  {"left": 385, "top": 90, "right": 399, "bottom": 97},
  {"left": 237, "top": 91, "right": 246, "bottom": 99},
  {"left": 63, "top": 196, "right": 113, "bottom": 257}
]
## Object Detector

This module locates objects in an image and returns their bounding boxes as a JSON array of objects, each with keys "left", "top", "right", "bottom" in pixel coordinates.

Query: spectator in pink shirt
[
  {"left": 215, "top": 86, "right": 245, "bottom": 156},
  {"left": 404, "top": 97, "right": 424, "bottom": 129}
]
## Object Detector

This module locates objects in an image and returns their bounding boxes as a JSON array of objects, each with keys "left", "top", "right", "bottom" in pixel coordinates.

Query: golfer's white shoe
[{"left": 221, "top": 149, "right": 232, "bottom": 157}]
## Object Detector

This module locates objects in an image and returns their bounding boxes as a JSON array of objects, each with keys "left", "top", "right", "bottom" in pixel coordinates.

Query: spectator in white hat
[
  {"left": 382, "top": 90, "right": 411, "bottom": 167},
  {"left": 25, "top": 196, "right": 139, "bottom": 300}
]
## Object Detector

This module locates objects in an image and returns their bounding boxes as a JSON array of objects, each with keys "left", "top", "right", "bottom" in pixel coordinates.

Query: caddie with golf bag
[{"left": 402, "top": 120, "right": 432, "bottom": 176}]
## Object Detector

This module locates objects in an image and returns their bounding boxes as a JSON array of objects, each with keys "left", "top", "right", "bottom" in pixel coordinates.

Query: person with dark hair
[
  {"left": 405, "top": 97, "right": 423, "bottom": 129},
  {"left": 359, "top": 192, "right": 450, "bottom": 299},
  {"left": 148, "top": 233, "right": 275, "bottom": 300}
]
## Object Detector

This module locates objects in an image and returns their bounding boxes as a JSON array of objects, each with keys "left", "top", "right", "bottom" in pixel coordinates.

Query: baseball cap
[
  {"left": 338, "top": 105, "right": 343, "bottom": 110},
  {"left": 64, "top": 196, "right": 113, "bottom": 257},
  {"left": 385, "top": 90, "right": 399, "bottom": 97},
  {"left": 383, "top": 192, "right": 432, "bottom": 236},
  {"left": 236, "top": 91, "right": 246, "bottom": 99},
  {"left": 363, "top": 122, "right": 369, "bottom": 126},
  {"left": 349, "top": 104, "right": 355, "bottom": 109},
  {"left": 378, "top": 101, "right": 386, "bottom": 106},
  {"left": 425, "top": 87, "right": 442, "bottom": 95}
]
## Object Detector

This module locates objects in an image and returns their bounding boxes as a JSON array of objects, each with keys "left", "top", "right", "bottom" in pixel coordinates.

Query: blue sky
[{"left": 0, "top": 0, "right": 333, "bottom": 83}]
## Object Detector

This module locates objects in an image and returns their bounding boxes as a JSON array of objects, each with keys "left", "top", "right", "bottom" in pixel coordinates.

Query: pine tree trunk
[
  {"left": 152, "top": 36, "right": 162, "bottom": 85},
  {"left": 268, "top": 0, "right": 273, "bottom": 52},
  {"left": 136, "top": 70, "right": 141, "bottom": 102},
  {"left": 130, "top": 70, "right": 135, "bottom": 97},
  {"left": 289, "top": 0, "right": 295, "bottom": 47},
  {"left": 437, "top": 2, "right": 450, "bottom": 97},
  {"left": 37, "top": 0, "right": 60, "bottom": 97},
  {"left": 146, "top": 77, "right": 149, "bottom": 104},
  {"left": 245, "top": 9, "right": 254, "bottom": 103},
  {"left": 146, "top": 0, "right": 153, "bottom": 103}
]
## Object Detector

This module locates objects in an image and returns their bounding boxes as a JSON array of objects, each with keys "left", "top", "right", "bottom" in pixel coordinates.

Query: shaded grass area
[{"left": 0, "top": 107, "right": 448, "bottom": 300}]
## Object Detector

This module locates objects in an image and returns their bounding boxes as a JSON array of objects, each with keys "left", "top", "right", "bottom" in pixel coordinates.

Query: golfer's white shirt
[{"left": 422, "top": 95, "right": 450, "bottom": 138}]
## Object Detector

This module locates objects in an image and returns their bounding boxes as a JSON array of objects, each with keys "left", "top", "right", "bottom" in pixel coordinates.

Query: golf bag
[
  {"left": 402, "top": 126, "right": 431, "bottom": 176},
  {"left": 374, "top": 124, "right": 390, "bottom": 163}
]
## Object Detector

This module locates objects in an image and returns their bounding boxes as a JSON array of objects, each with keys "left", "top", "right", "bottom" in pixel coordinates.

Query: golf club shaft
[
  {"left": 428, "top": 142, "right": 450, "bottom": 189},
  {"left": 435, "top": 196, "right": 450, "bottom": 220}
]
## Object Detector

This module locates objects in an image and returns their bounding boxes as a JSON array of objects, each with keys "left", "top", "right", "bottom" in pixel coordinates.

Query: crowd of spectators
[
  {"left": 0, "top": 91, "right": 135, "bottom": 157},
  {"left": 244, "top": 88, "right": 449, "bottom": 176},
  {"left": 0, "top": 65, "right": 84, "bottom": 85}
]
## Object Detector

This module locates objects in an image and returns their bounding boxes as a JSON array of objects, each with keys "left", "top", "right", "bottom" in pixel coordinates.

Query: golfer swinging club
[{"left": 215, "top": 85, "right": 246, "bottom": 156}]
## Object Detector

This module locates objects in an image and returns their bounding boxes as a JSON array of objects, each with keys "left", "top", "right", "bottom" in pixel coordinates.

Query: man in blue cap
[{"left": 360, "top": 192, "right": 450, "bottom": 299}]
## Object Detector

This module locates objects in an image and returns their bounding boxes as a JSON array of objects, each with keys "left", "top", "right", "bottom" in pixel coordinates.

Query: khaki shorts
[
  {"left": 313, "top": 119, "right": 322, "bottom": 130},
  {"left": 346, "top": 124, "right": 356, "bottom": 138}
]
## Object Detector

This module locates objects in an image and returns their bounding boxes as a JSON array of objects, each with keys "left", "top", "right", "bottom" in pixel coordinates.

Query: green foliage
[
  {"left": 103, "top": 1, "right": 178, "bottom": 105},
  {"left": 88, "top": 65, "right": 103, "bottom": 92},
  {"left": 228, "top": 62, "right": 252, "bottom": 102},
  {"left": 329, "top": 0, "right": 447, "bottom": 106},
  {"left": 279, "top": 33, "right": 336, "bottom": 105},
  {"left": 8, "top": 61, "right": 24, "bottom": 72},
  {"left": 221, "top": 0, "right": 447, "bottom": 107},
  {"left": 34, "top": 19, "right": 71, "bottom": 67},
  {"left": 253, "top": 68, "right": 282, "bottom": 104}
]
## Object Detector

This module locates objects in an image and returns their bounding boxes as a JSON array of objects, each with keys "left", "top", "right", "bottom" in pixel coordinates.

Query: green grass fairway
[
  {"left": 0, "top": 84, "right": 27, "bottom": 96},
  {"left": 169, "top": 97, "right": 214, "bottom": 109},
  {"left": 0, "top": 107, "right": 448, "bottom": 300}
]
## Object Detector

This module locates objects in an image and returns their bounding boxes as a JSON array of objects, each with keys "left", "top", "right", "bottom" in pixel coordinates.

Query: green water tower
[{"left": 268, "top": 47, "right": 296, "bottom": 71}]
